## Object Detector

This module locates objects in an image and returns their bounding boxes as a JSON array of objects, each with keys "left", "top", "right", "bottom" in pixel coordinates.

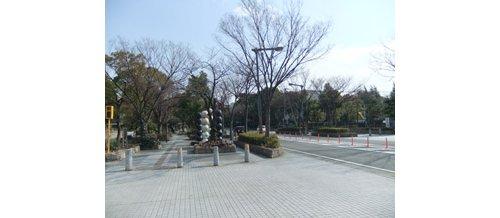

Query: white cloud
[
  {"left": 306, "top": 41, "right": 395, "bottom": 96},
  {"left": 232, "top": 6, "right": 249, "bottom": 17}
]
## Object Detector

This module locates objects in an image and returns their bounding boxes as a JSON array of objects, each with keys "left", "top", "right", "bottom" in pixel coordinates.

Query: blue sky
[{"left": 106, "top": 0, "right": 394, "bottom": 95}]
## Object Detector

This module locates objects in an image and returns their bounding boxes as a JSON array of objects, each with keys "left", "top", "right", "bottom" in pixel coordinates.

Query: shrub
[
  {"left": 276, "top": 127, "right": 302, "bottom": 133},
  {"left": 110, "top": 138, "right": 119, "bottom": 151},
  {"left": 139, "top": 137, "right": 158, "bottom": 149},
  {"left": 238, "top": 131, "right": 280, "bottom": 148},
  {"left": 316, "top": 127, "right": 350, "bottom": 134}
]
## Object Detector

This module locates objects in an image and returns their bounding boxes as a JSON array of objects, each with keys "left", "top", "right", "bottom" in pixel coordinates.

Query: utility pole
[
  {"left": 252, "top": 46, "right": 284, "bottom": 134},
  {"left": 253, "top": 49, "right": 263, "bottom": 133}
]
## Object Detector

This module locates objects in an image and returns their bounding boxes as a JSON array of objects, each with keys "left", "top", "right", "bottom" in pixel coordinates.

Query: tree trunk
[
  {"left": 115, "top": 114, "right": 121, "bottom": 143},
  {"left": 244, "top": 90, "right": 249, "bottom": 132},
  {"left": 325, "top": 107, "right": 333, "bottom": 125},
  {"left": 157, "top": 122, "right": 163, "bottom": 138},
  {"left": 139, "top": 118, "right": 147, "bottom": 138},
  {"left": 165, "top": 124, "right": 169, "bottom": 141},
  {"left": 265, "top": 102, "right": 271, "bottom": 137},
  {"left": 332, "top": 107, "right": 337, "bottom": 126},
  {"left": 257, "top": 89, "right": 263, "bottom": 133},
  {"left": 230, "top": 107, "right": 235, "bottom": 141}
]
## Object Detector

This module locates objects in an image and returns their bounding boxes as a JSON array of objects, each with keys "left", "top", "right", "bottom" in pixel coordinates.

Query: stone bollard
[
  {"left": 213, "top": 146, "right": 219, "bottom": 166},
  {"left": 177, "top": 147, "right": 183, "bottom": 168},
  {"left": 244, "top": 144, "right": 250, "bottom": 162},
  {"left": 125, "top": 149, "right": 133, "bottom": 171}
]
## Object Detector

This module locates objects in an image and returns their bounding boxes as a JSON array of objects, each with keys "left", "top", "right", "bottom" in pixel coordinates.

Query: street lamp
[
  {"left": 252, "top": 46, "right": 284, "bottom": 133},
  {"left": 251, "top": 46, "right": 284, "bottom": 52}
]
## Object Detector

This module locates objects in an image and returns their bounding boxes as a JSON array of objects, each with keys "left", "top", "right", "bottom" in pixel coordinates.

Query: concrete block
[
  {"left": 177, "top": 147, "right": 183, "bottom": 168},
  {"left": 125, "top": 149, "right": 133, "bottom": 171},
  {"left": 213, "top": 146, "right": 219, "bottom": 166},
  {"left": 244, "top": 144, "right": 249, "bottom": 162}
]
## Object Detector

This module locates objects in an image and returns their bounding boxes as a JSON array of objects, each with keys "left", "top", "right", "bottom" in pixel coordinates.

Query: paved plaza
[{"left": 106, "top": 135, "right": 394, "bottom": 217}]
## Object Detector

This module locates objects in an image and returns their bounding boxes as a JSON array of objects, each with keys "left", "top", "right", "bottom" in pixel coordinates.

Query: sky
[{"left": 106, "top": 0, "right": 394, "bottom": 96}]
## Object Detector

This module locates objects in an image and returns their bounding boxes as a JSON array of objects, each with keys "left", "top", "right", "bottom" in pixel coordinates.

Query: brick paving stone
[{"left": 106, "top": 135, "right": 394, "bottom": 217}]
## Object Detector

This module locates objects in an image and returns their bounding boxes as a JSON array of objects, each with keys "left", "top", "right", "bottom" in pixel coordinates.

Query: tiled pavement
[{"left": 106, "top": 135, "right": 394, "bottom": 217}]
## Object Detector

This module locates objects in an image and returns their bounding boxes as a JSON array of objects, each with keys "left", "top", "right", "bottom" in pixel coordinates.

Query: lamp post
[
  {"left": 289, "top": 83, "right": 304, "bottom": 133},
  {"left": 251, "top": 46, "right": 284, "bottom": 133}
]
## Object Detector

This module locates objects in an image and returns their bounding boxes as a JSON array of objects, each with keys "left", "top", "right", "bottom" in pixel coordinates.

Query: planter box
[
  {"left": 105, "top": 150, "right": 125, "bottom": 162},
  {"left": 105, "top": 146, "right": 140, "bottom": 162},
  {"left": 132, "top": 145, "right": 140, "bottom": 154},
  {"left": 193, "top": 144, "right": 236, "bottom": 154},
  {"left": 235, "top": 141, "right": 284, "bottom": 158}
]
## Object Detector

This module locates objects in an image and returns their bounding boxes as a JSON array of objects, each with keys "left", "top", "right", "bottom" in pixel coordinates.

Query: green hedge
[
  {"left": 238, "top": 131, "right": 280, "bottom": 148},
  {"left": 139, "top": 136, "right": 158, "bottom": 149},
  {"left": 110, "top": 138, "right": 119, "bottom": 151},
  {"left": 316, "top": 127, "right": 350, "bottom": 134},
  {"left": 276, "top": 127, "right": 302, "bottom": 133}
]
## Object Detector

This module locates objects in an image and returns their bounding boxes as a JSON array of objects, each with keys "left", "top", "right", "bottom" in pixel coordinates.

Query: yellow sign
[
  {"left": 358, "top": 111, "right": 365, "bottom": 120},
  {"left": 106, "top": 106, "right": 114, "bottom": 120}
]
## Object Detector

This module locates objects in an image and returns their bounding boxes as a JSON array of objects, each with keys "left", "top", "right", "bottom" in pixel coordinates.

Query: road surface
[{"left": 279, "top": 134, "right": 395, "bottom": 172}]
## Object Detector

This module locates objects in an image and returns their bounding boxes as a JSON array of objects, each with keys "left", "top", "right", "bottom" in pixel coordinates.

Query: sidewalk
[{"left": 106, "top": 135, "right": 394, "bottom": 217}]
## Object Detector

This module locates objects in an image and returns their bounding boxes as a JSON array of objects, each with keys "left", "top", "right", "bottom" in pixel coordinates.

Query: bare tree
[
  {"left": 134, "top": 38, "right": 198, "bottom": 86},
  {"left": 189, "top": 50, "right": 230, "bottom": 140},
  {"left": 327, "top": 76, "right": 361, "bottom": 96},
  {"left": 152, "top": 80, "right": 180, "bottom": 141},
  {"left": 370, "top": 43, "right": 395, "bottom": 78},
  {"left": 105, "top": 38, "right": 196, "bottom": 140},
  {"left": 310, "top": 77, "right": 326, "bottom": 93},
  {"left": 223, "top": 70, "right": 247, "bottom": 141},
  {"left": 217, "top": 0, "right": 331, "bottom": 136}
]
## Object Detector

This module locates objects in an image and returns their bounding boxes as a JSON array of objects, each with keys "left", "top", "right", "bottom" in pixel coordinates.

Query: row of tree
[
  {"left": 105, "top": 0, "right": 395, "bottom": 145},
  {"left": 224, "top": 73, "right": 395, "bottom": 133}
]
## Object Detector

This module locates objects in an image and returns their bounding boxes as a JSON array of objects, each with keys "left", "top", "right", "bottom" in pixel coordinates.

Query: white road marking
[
  {"left": 279, "top": 137, "right": 395, "bottom": 154},
  {"left": 283, "top": 147, "right": 395, "bottom": 173}
]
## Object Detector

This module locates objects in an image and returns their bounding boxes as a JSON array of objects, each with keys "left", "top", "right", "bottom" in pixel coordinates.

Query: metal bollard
[
  {"left": 244, "top": 144, "right": 250, "bottom": 162},
  {"left": 125, "top": 149, "right": 133, "bottom": 171},
  {"left": 213, "top": 146, "right": 219, "bottom": 166},
  {"left": 177, "top": 147, "right": 183, "bottom": 168}
]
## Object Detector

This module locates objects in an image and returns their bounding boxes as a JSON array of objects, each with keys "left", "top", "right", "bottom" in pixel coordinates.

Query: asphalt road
[
  {"left": 281, "top": 133, "right": 395, "bottom": 147},
  {"left": 280, "top": 138, "right": 395, "bottom": 172}
]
